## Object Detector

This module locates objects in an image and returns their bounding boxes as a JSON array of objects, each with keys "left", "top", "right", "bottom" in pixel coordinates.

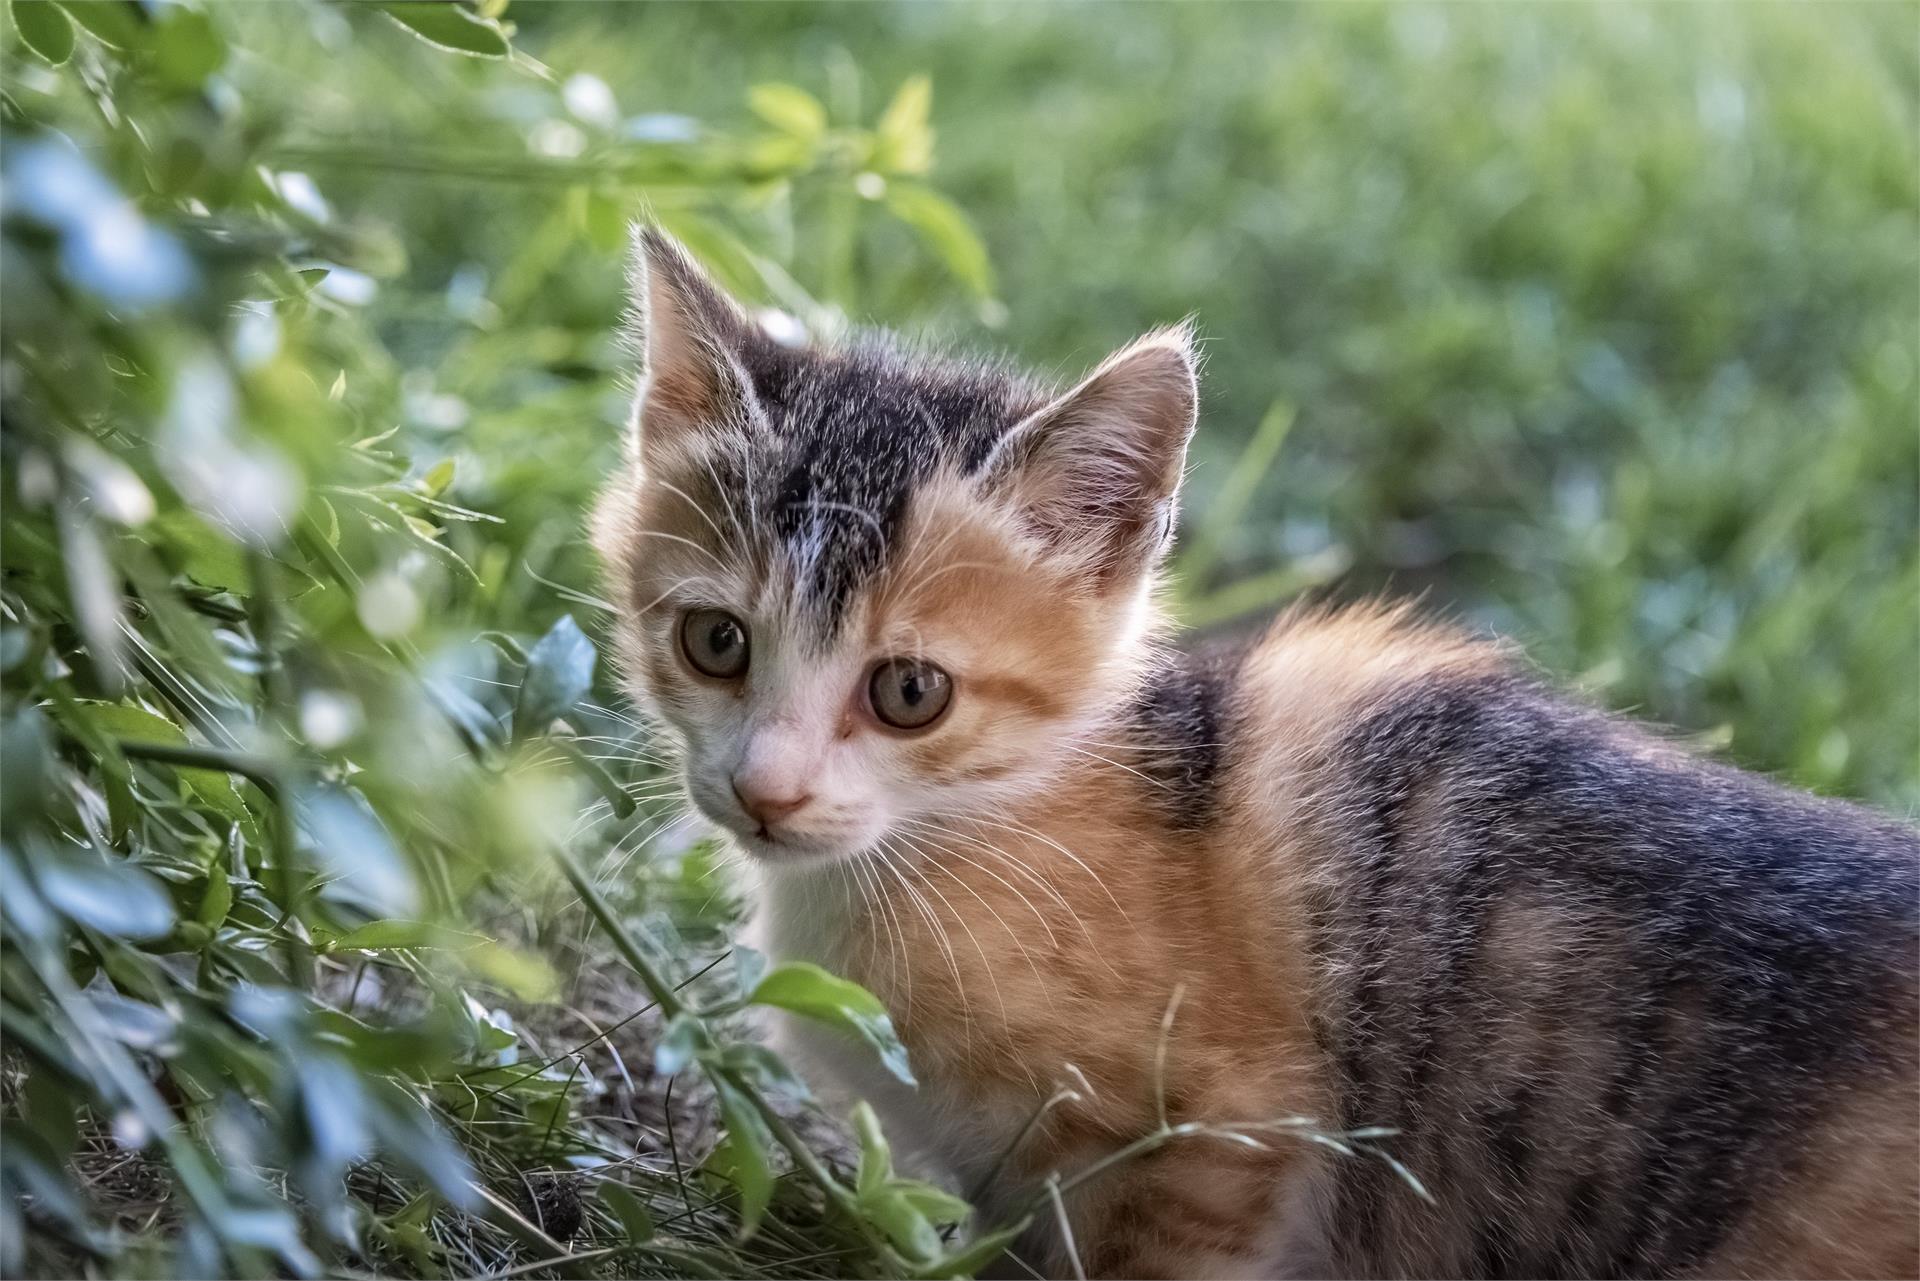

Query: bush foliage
[{"left": 2, "top": 3, "right": 1913, "bottom": 1279}]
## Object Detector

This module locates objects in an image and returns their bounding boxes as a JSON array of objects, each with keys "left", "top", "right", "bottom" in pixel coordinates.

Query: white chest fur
[{"left": 743, "top": 862, "right": 985, "bottom": 1186}]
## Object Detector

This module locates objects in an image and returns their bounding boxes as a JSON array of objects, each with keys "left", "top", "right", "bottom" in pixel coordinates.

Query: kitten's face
[{"left": 595, "top": 230, "right": 1196, "bottom": 869}]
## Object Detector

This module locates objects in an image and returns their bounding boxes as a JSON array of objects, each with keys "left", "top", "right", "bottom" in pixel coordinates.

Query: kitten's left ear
[
  {"left": 984, "top": 323, "right": 1199, "bottom": 585},
  {"left": 624, "top": 225, "right": 760, "bottom": 463}
]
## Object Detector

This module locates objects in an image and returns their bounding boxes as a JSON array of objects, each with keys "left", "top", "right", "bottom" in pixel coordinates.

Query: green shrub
[{"left": 2, "top": 4, "right": 1001, "bottom": 1275}]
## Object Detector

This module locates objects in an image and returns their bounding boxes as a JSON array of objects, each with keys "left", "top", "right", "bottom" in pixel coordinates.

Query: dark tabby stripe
[
  {"left": 1122, "top": 642, "right": 1247, "bottom": 832},
  {"left": 1308, "top": 673, "right": 1919, "bottom": 1279}
]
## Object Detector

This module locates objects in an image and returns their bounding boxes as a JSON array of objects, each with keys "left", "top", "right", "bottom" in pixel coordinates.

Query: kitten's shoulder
[{"left": 1233, "top": 599, "right": 1511, "bottom": 764}]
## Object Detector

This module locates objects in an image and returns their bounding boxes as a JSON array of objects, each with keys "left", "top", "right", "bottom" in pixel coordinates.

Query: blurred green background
[
  {"left": 4, "top": 3, "right": 1915, "bottom": 1277},
  {"left": 255, "top": 1, "right": 1920, "bottom": 806}
]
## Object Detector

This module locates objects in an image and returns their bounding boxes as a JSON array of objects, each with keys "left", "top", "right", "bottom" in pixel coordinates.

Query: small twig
[
  {"left": 663, "top": 1073, "right": 688, "bottom": 1205},
  {"left": 968, "top": 1065, "right": 1090, "bottom": 1206},
  {"left": 536, "top": 1056, "right": 584, "bottom": 1160},
  {"left": 1153, "top": 983, "right": 1186, "bottom": 1132},
  {"left": 1044, "top": 1175, "right": 1087, "bottom": 1281}
]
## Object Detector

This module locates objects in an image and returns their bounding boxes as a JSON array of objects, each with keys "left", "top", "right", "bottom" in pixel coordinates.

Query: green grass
[{"left": 2, "top": 2, "right": 1914, "bottom": 1278}]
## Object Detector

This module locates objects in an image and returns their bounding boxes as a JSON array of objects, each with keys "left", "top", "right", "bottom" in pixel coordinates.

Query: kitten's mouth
[
  {"left": 686, "top": 784, "right": 859, "bottom": 865},
  {"left": 726, "top": 820, "right": 858, "bottom": 868}
]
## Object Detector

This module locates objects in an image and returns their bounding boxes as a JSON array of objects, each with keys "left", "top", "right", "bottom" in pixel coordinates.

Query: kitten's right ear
[
  {"left": 982, "top": 324, "right": 1199, "bottom": 586},
  {"left": 625, "top": 226, "right": 757, "bottom": 462}
]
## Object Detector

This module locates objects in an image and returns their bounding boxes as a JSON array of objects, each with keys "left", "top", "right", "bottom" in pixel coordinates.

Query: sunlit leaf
[
  {"left": 375, "top": 2, "right": 509, "bottom": 57},
  {"left": 748, "top": 961, "right": 915, "bottom": 1085},
  {"left": 12, "top": 1, "right": 75, "bottom": 65},
  {"left": 317, "top": 919, "right": 492, "bottom": 952},
  {"left": 852, "top": 1101, "right": 891, "bottom": 1198},
  {"left": 420, "top": 457, "right": 455, "bottom": 497},
  {"left": 748, "top": 83, "right": 827, "bottom": 139},
  {"left": 52, "top": 0, "right": 141, "bottom": 48},
  {"left": 150, "top": 6, "right": 225, "bottom": 89},
  {"left": 864, "top": 1188, "right": 941, "bottom": 1264},
  {"left": 151, "top": 508, "right": 251, "bottom": 592},
  {"left": 885, "top": 184, "right": 993, "bottom": 299},
  {"left": 874, "top": 75, "right": 934, "bottom": 174}
]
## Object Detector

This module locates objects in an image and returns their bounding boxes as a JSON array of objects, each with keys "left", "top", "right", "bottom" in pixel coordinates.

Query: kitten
[{"left": 594, "top": 228, "right": 1920, "bottom": 1280}]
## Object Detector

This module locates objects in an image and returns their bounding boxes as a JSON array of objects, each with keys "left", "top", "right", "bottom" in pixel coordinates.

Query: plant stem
[
  {"left": 551, "top": 846, "right": 903, "bottom": 1269},
  {"left": 245, "top": 550, "right": 291, "bottom": 714}
]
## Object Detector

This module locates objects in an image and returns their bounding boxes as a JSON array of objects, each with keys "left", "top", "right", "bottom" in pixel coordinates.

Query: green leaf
[
  {"left": 420, "top": 457, "right": 455, "bottom": 497},
  {"left": 718, "top": 1043, "right": 810, "bottom": 1101},
  {"left": 1174, "top": 399, "right": 1296, "bottom": 588},
  {"left": 425, "top": 676, "right": 504, "bottom": 759},
  {"left": 598, "top": 1182, "right": 654, "bottom": 1243},
  {"left": 195, "top": 855, "right": 232, "bottom": 928},
  {"left": 914, "top": 1218, "right": 1032, "bottom": 1280},
  {"left": 512, "top": 614, "right": 596, "bottom": 739},
  {"left": 58, "top": 501, "right": 127, "bottom": 690},
  {"left": 114, "top": 538, "right": 245, "bottom": 700},
  {"left": 864, "top": 1188, "right": 942, "bottom": 1264},
  {"left": 852, "top": 1101, "right": 891, "bottom": 1199},
  {"left": 897, "top": 1180, "right": 972, "bottom": 1227},
  {"left": 885, "top": 184, "right": 994, "bottom": 299},
  {"left": 318, "top": 919, "right": 492, "bottom": 952},
  {"left": 748, "top": 961, "right": 915, "bottom": 1085},
  {"left": 12, "top": 0, "right": 75, "bottom": 64},
  {"left": 33, "top": 851, "right": 176, "bottom": 940},
  {"left": 705, "top": 1076, "right": 773, "bottom": 1239},
  {"left": 579, "top": 187, "right": 628, "bottom": 253},
  {"left": 20, "top": 1071, "right": 78, "bottom": 1164},
  {"left": 2, "top": 706, "right": 52, "bottom": 835},
  {"left": 748, "top": 82, "right": 828, "bottom": 139},
  {"left": 150, "top": 6, "right": 225, "bottom": 89},
  {"left": 874, "top": 74, "right": 934, "bottom": 174},
  {"left": 367, "top": 1081, "right": 479, "bottom": 1210},
  {"left": 375, "top": 2, "right": 509, "bottom": 57},
  {"left": 82, "top": 991, "right": 178, "bottom": 1053},
  {"left": 652, "top": 1011, "right": 706, "bottom": 1077},
  {"left": 462, "top": 942, "right": 561, "bottom": 1002},
  {"left": 299, "top": 784, "right": 418, "bottom": 915},
  {"left": 66, "top": 700, "right": 248, "bottom": 823},
  {"left": 52, "top": 0, "right": 141, "bottom": 48}
]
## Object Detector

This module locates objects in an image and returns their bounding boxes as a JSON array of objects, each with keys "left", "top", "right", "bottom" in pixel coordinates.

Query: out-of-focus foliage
[
  {"left": 221, "top": 0, "right": 1918, "bottom": 805},
  {"left": 2, "top": 3, "right": 998, "bottom": 1277},
  {"left": 2, "top": 2, "right": 1915, "bottom": 1278}
]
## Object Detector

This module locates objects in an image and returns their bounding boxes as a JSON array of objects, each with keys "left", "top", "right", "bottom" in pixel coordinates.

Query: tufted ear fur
[
  {"left": 624, "top": 226, "right": 759, "bottom": 463},
  {"left": 982, "top": 324, "right": 1199, "bottom": 586}
]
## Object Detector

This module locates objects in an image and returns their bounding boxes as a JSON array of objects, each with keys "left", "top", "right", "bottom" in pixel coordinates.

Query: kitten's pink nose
[{"left": 731, "top": 777, "right": 811, "bottom": 828}]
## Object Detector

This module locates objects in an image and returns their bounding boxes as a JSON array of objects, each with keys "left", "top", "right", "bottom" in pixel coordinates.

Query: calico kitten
[{"left": 594, "top": 228, "right": 1920, "bottom": 1280}]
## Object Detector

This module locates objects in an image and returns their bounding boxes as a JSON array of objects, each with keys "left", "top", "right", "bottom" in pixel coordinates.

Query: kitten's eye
[
  {"left": 868, "top": 658, "right": 953, "bottom": 730},
  {"left": 680, "top": 609, "right": 750, "bottom": 679}
]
